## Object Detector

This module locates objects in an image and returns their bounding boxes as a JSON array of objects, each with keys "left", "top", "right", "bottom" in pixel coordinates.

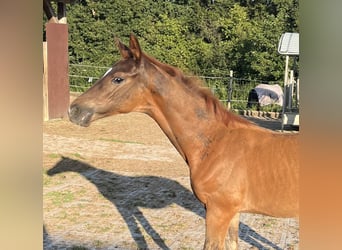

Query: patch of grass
[
  {"left": 48, "top": 153, "right": 61, "bottom": 158},
  {"left": 72, "top": 153, "right": 86, "bottom": 159},
  {"left": 93, "top": 240, "right": 104, "bottom": 248},
  {"left": 46, "top": 191, "right": 75, "bottom": 206},
  {"left": 43, "top": 173, "right": 52, "bottom": 186},
  {"left": 99, "top": 138, "right": 144, "bottom": 145},
  {"left": 98, "top": 225, "right": 113, "bottom": 233},
  {"left": 262, "top": 218, "right": 277, "bottom": 228}
]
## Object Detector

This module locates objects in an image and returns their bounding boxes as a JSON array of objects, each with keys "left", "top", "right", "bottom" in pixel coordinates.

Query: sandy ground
[{"left": 43, "top": 99, "right": 299, "bottom": 250}]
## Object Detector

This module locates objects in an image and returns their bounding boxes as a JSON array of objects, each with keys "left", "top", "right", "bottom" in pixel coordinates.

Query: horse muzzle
[{"left": 68, "top": 104, "right": 94, "bottom": 127}]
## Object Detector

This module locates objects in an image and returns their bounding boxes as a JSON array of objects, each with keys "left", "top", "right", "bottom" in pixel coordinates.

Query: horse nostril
[
  {"left": 68, "top": 105, "right": 80, "bottom": 119},
  {"left": 68, "top": 104, "right": 94, "bottom": 126},
  {"left": 69, "top": 104, "right": 77, "bottom": 113}
]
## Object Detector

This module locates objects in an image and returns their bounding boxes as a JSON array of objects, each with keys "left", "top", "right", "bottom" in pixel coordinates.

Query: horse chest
[{"left": 189, "top": 158, "right": 244, "bottom": 206}]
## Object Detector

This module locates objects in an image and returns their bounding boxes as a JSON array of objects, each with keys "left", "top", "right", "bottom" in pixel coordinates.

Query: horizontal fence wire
[
  {"left": 68, "top": 64, "right": 284, "bottom": 111},
  {"left": 69, "top": 64, "right": 110, "bottom": 69}
]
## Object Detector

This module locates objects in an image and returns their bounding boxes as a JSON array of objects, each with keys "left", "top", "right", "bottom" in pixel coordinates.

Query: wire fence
[{"left": 69, "top": 64, "right": 284, "bottom": 111}]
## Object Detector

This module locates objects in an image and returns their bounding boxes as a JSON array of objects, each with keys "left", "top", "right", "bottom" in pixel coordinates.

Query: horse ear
[
  {"left": 129, "top": 33, "right": 142, "bottom": 62},
  {"left": 115, "top": 38, "right": 132, "bottom": 60}
]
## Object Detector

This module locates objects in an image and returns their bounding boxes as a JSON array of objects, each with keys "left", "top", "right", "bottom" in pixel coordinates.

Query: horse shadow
[{"left": 46, "top": 157, "right": 283, "bottom": 250}]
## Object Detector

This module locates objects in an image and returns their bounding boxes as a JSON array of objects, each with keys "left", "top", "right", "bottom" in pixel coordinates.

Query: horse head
[{"left": 69, "top": 34, "right": 150, "bottom": 127}]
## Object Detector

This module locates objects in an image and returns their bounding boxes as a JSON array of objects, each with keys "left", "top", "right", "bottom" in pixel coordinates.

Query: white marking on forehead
[{"left": 103, "top": 67, "right": 112, "bottom": 77}]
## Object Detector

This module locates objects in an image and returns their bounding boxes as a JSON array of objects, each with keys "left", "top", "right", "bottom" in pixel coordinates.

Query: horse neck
[{"left": 143, "top": 75, "right": 227, "bottom": 167}]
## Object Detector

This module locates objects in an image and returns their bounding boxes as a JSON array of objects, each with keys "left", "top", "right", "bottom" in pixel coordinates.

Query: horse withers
[{"left": 69, "top": 34, "right": 299, "bottom": 250}]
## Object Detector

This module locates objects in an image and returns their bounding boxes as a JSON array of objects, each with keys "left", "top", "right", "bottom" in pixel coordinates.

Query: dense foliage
[{"left": 44, "top": 0, "right": 298, "bottom": 84}]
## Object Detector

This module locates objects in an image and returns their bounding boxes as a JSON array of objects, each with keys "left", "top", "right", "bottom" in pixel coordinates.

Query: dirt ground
[{"left": 43, "top": 95, "right": 299, "bottom": 250}]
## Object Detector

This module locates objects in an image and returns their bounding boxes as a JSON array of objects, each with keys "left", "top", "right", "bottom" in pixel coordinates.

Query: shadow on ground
[{"left": 45, "top": 157, "right": 285, "bottom": 249}]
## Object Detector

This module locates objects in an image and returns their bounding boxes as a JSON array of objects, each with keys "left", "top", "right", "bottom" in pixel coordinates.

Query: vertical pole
[
  {"left": 227, "top": 70, "right": 233, "bottom": 110},
  {"left": 289, "top": 70, "right": 294, "bottom": 110},
  {"left": 296, "top": 78, "right": 300, "bottom": 107},
  {"left": 281, "top": 55, "right": 289, "bottom": 131}
]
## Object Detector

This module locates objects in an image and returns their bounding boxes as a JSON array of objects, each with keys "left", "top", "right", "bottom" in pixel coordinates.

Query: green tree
[{"left": 43, "top": 0, "right": 299, "bottom": 87}]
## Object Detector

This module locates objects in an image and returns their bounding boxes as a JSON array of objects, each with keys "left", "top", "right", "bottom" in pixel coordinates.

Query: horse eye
[{"left": 112, "top": 77, "right": 124, "bottom": 84}]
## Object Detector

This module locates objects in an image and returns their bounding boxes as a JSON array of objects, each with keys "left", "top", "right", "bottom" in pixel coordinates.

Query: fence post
[
  {"left": 227, "top": 70, "right": 233, "bottom": 110},
  {"left": 46, "top": 22, "right": 70, "bottom": 119}
]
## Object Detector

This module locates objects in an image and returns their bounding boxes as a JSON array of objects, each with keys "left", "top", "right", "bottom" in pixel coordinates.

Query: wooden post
[
  {"left": 46, "top": 23, "right": 70, "bottom": 119},
  {"left": 43, "top": 42, "right": 49, "bottom": 121}
]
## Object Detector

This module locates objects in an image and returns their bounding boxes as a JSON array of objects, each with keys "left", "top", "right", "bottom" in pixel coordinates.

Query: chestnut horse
[{"left": 69, "top": 34, "right": 299, "bottom": 249}]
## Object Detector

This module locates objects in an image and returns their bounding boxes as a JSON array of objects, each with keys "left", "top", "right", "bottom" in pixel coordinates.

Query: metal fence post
[
  {"left": 227, "top": 70, "right": 233, "bottom": 110},
  {"left": 281, "top": 55, "right": 289, "bottom": 131}
]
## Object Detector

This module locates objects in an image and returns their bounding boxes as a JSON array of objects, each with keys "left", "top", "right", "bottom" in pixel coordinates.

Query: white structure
[{"left": 278, "top": 32, "right": 299, "bottom": 130}]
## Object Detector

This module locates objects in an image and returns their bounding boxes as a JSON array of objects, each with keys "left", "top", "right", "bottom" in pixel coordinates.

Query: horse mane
[
  {"left": 182, "top": 76, "right": 253, "bottom": 128},
  {"left": 142, "top": 53, "right": 253, "bottom": 128}
]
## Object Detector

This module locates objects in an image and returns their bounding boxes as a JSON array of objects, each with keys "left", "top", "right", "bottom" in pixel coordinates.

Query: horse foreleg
[
  {"left": 226, "top": 213, "right": 240, "bottom": 250},
  {"left": 203, "top": 205, "right": 238, "bottom": 250}
]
